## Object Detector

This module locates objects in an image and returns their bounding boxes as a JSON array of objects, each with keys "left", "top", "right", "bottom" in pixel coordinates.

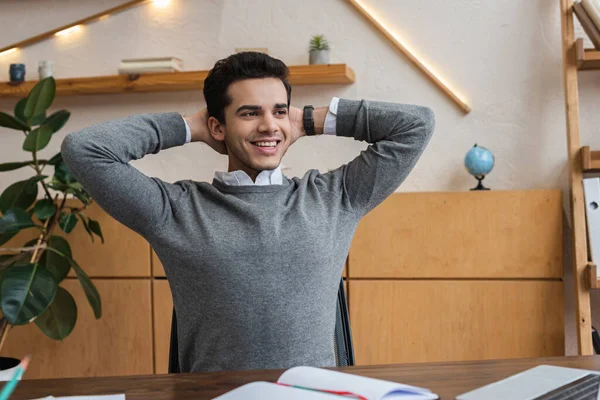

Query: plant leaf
[
  {"left": 48, "top": 152, "right": 62, "bottom": 166},
  {"left": 45, "top": 110, "right": 70, "bottom": 134},
  {"left": 34, "top": 199, "right": 56, "bottom": 220},
  {"left": 14, "top": 98, "right": 45, "bottom": 126},
  {"left": 45, "top": 247, "right": 101, "bottom": 319},
  {"left": 0, "top": 175, "right": 47, "bottom": 213},
  {"left": 0, "top": 208, "right": 35, "bottom": 234},
  {"left": 88, "top": 219, "right": 104, "bottom": 244},
  {"left": 0, "top": 263, "right": 57, "bottom": 325},
  {"left": 54, "top": 162, "right": 76, "bottom": 184},
  {"left": 24, "top": 77, "right": 56, "bottom": 121},
  {"left": 14, "top": 98, "right": 27, "bottom": 122},
  {"left": 34, "top": 286, "right": 77, "bottom": 340},
  {"left": 23, "top": 124, "right": 53, "bottom": 152},
  {"left": 74, "top": 190, "right": 91, "bottom": 205},
  {"left": 0, "top": 161, "right": 34, "bottom": 172},
  {"left": 77, "top": 213, "right": 94, "bottom": 243},
  {"left": 43, "top": 236, "right": 71, "bottom": 282},
  {"left": 58, "top": 212, "right": 78, "bottom": 234},
  {"left": 0, "top": 111, "right": 30, "bottom": 131}
]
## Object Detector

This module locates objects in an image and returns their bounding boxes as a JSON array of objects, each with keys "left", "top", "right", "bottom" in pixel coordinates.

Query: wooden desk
[{"left": 11, "top": 356, "right": 600, "bottom": 400}]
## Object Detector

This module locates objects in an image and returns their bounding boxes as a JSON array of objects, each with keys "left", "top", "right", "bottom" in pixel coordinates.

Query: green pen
[{"left": 0, "top": 355, "right": 31, "bottom": 400}]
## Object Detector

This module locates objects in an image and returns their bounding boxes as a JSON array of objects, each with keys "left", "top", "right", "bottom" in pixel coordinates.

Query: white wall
[{"left": 1, "top": 0, "right": 600, "bottom": 353}]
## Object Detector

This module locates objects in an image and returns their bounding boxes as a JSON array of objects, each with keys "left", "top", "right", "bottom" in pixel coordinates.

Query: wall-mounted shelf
[
  {"left": 0, "top": 64, "right": 355, "bottom": 98},
  {"left": 576, "top": 38, "right": 600, "bottom": 70},
  {"left": 581, "top": 146, "right": 600, "bottom": 172}
]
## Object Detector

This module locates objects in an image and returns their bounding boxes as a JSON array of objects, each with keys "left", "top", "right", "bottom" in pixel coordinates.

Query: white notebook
[{"left": 213, "top": 366, "right": 438, "bottom": 400}]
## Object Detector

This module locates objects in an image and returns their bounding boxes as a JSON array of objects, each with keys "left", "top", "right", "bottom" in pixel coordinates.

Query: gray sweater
[{"left": 61, "top": 99, "right": 435, "bottom": 373}]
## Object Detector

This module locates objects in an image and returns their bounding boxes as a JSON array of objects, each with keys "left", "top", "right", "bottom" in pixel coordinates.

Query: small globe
[{"left": 464, "top": 144, "right": 494, "bottom": 178}]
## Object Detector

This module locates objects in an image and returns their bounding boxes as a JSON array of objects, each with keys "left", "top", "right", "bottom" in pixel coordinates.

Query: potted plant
[
  {"left": 309, "top": 34, "right": 330, "bottom": 65},
  {"left": 0, "top": 77, "right": 102, "bottom": 373}
]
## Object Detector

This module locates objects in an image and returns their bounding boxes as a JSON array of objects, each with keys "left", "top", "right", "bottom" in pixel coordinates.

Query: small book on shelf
[
  {"left": 213, "top": 366, "right": 438, "bottom": 400},
  {"left": 118, "top": 57, "right": 183, "bottom": 74}
]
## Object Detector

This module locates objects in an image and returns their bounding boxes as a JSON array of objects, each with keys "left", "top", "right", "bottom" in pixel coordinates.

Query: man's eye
[
  {"left": 243, "top": 112, "right": 258, "bottom": 117},
  {"left": 275, "top": 110, "right": 287, "bottom": 115}
]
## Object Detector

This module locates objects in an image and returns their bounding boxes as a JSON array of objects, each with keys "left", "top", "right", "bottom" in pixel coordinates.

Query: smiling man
[{"left": 61, "top": 52, "right": 435, "bottom": 373}]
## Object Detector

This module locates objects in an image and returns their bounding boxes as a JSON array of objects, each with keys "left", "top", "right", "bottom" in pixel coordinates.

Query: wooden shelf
[
  {"left": 576, "top": 38, "right": 600, "bottom": 70},
  {"left": 588, "top": 263, "right": 599, "bottom": 289},
  {"left": 581, "top": 146, "right": 600, "bottom": 172},
  {"left": 0, "top": 64, "right": 355, "bottom": 97}
]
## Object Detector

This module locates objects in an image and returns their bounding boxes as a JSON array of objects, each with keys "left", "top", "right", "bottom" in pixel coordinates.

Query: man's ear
[{"left": 207, "top": 116, "right": 225, "bottom": 142}]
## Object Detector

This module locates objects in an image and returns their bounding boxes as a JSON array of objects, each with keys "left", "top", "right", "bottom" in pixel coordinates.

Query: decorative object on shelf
[
  {"left": 38, "top": 61, "right": 54, "bottom": 80},
  {"left": 0, "top": 77, "right": 103, "bottom": 353},
  {"left": 464, "top": 144, "right": 495, "bottom": 191},
  {"left": 8, "top": 64, "right": 25, "bottom": 84},
  {"left": 309, "top": 34, "right": 330, "bottom": 65},
  {"left": 118, "top": 57, "right": 183, "bottom": 75}
]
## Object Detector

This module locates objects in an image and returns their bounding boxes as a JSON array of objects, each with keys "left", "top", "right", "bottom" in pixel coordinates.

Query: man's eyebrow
[
  {"left": 236, "top": 105, "right": 261, "bottom": 113},
  {"left": 236, "top": 103, "right": 289, "bottom": 113}
]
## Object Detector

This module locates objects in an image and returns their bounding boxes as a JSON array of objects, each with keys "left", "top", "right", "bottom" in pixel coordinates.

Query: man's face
[{"left": 210, "top": 78, "right": 292, "bottom": 179}]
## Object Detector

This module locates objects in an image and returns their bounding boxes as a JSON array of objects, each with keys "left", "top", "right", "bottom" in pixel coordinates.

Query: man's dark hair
[{"left": 203, "top": 52, "right": 292, "bottom": 124}]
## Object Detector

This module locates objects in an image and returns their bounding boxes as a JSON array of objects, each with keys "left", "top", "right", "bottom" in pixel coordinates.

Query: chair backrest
[{"left": 168, "top": 278, "right": 354, "bottom": 373}]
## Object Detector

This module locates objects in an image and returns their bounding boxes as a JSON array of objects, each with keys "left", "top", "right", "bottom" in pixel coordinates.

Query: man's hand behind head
[{"left": 186, "top": 109, "right": 227, "bottom": 155}]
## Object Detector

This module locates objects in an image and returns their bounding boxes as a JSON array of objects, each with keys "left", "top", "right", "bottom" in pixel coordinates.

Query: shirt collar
[{"left": 214, "top": 166, "right": 283, "bottom": 186}]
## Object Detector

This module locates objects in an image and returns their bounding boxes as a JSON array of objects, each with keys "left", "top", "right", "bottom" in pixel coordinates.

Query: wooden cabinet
[
  {"left": 349, "top": 190, "right": 563, "bottom": 279},
  {"left": 3, "top": 279, "right": 153, "bottom": 379},
  {"left": 350, "top": 280, "right": 564, "bottom": 365},
  {"left": 347, "top": 189, "right": 565, "bottom": 366}
]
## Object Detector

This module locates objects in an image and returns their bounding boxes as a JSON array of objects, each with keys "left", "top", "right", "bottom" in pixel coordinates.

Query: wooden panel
[
  {"left": 3, "top": 279, "right": 153, "bottom": 379},
  {"left": 4, "top": 201, "right": 151, "bottom": 277},
  {"left": 0, "top": 65, "right": 355, "bottom": 98},
  {"left": 350, "top": 190, "right": 563, "bottom": 278},
  {"left": 152, "top": 250, "right": 166, "bottom": 277},
  {"left": 153, "top": 279, "right": 173, "bottom": 375},
  {"left": 63, "top": 201, "right": 150, "bottom": 277},
  {"left": 349, "top": 280, "right": 564, "bottom": 366}
]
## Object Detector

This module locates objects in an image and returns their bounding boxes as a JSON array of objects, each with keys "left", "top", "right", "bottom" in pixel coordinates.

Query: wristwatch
[{"left": 303, "top": 105, "right": 316, "bottom": 136}]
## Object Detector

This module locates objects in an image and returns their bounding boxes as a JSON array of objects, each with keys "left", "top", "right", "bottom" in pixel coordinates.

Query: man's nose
[{"left": 259, "top": 113, "right": 279, "bottom": 133}]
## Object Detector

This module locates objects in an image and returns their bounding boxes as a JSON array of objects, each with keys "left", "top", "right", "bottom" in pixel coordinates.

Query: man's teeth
[{"left": 254, "top": 141, "right": 277, "bottom": 147}]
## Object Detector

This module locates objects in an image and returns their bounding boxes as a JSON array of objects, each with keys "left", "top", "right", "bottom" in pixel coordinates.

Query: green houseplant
[
  {"left": 0, "top": 77, "right": 102, "bottom": 355},
  {"left": 309, "top": 34, "right": 330, "bottom": 65}
]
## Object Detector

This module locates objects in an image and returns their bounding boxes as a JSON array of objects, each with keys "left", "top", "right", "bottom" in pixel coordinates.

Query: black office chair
[{"left": 168, "top": 278, "right": 354, "bottom": 373}]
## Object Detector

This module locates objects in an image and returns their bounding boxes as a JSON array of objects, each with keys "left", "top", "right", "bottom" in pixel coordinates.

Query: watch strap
[{"left": 303, "top": 105, "right": 315, "bottom": 136}]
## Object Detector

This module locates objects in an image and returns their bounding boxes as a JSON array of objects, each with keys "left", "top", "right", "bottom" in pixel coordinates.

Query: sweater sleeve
[
  {"left": 61, "top": 112, "right": 188, "bottom": 236},
  {"left": 321, "top": 99, "right": 435, "bottom": 217}
]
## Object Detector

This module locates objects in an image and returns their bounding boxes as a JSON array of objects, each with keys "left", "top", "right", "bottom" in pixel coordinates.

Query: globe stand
[{"left": 470, "top": 175, "right": 490, "bottom": 191}]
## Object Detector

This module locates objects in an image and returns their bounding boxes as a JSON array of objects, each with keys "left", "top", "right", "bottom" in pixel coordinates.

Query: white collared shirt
[{"left": 182, "top": 97, "right": 340, "bottom": 186}]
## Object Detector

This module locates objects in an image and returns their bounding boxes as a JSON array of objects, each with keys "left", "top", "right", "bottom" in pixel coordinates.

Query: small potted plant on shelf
[
  {"left": 309, "top": 34, "right": 330, "bottom": 65},
  {"left": 0, "top": 77, "right": 102, "bottom": 375}
]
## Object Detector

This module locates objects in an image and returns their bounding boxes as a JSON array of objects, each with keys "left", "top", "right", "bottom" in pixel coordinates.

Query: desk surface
[{"left": 11, "top": 356, "right": 600, "bottom": 399}]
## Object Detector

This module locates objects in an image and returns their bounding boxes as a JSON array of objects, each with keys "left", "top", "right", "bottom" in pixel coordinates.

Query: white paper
[
  {"left": 211, "top": 381, "right": 338, "bottom": 400},
  {"left": 277, "top": 366, "right": 437, "bottom": 400}
]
